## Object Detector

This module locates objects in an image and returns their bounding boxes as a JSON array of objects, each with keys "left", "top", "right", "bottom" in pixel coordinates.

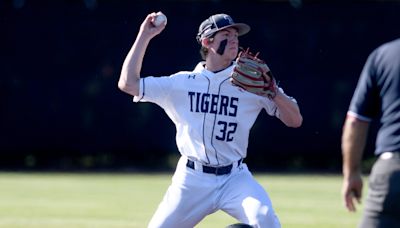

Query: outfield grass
[{"left": 0, "top": 172, "right": 365, "bottom": 228}]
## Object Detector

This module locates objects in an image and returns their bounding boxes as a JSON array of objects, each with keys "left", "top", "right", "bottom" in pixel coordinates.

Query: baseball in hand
[{"left": 152, "top": 12, "right": 167, "bottom": 27}]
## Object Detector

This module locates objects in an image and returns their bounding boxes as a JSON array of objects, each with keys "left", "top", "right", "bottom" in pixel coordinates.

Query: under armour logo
[{"left": 188, "top": 74, "right": 196, "bottom": 79}]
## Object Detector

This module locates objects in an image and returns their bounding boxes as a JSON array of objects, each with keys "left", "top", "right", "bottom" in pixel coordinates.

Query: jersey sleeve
[
  {"left": 133, "top": 76, "right": 174, "bottom": 106},
  {"left": 261, "top": 87, "right": 297, "bottom": 118},
  {"left": 348, "top": 50, "right": 380, "bottom": 122}
]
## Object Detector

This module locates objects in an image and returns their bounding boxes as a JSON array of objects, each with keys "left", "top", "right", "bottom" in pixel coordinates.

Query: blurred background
[{"left": 1, "top": 0, "right": 399, "bottom": 172}]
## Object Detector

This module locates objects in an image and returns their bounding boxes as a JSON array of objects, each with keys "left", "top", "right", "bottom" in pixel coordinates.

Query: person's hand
[
  {"left": 342, "top": 172, "right": 363, "bottom": 212},
  {"left": 138, "top": 12, "right": 167, "bottom": 40}
]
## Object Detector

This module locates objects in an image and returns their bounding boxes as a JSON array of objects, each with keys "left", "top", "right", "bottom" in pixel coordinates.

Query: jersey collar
[{"left": 194, "top": 61, "right": 235, "bottom": 78}]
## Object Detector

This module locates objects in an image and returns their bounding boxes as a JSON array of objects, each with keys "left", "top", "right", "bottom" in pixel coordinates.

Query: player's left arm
[{"left": 272, "top": 90, "right": 302, "bottom": 128}]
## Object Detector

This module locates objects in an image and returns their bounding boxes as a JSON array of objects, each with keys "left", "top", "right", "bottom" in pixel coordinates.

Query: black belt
[{"left": 186, "top": 159, "right": 242, "bottom": 176}]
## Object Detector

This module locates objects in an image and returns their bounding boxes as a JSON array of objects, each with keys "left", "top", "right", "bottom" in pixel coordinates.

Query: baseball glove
[{"left": 230, "top": 48, "right": 277, "bottom": 99}]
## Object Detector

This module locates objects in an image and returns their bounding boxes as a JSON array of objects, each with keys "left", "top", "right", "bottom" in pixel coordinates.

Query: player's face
[{"left": 212, "top": 28, "right": 239, "bottom": 60}]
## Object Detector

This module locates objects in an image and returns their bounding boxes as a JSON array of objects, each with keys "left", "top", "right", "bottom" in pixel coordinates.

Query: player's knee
[
  {"left": 252, "top": 205, "right": 280, "bottom": 228},
  {"left": 243, "top": 201, "right": 280, "bottom": 228}
]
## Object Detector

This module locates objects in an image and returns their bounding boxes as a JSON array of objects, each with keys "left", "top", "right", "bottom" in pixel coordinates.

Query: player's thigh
[
  {"left": 220, "top": 167, "right": 280, "bottom": 227},
  {"left": 148, "top": 161, "right": 216, "bottom": 227},
  {"left": 148, "top": 184, "right": 211, "bottom": 228}
]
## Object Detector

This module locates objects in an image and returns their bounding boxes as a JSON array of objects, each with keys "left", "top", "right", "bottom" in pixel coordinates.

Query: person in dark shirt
[{"left": 341, "top": 38, "right": 400, "bottom": 228}]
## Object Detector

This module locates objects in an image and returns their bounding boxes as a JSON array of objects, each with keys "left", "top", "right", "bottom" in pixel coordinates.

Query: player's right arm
[
  {"left": 341, "top": 114, "right": 370, "bottom": 212},
  {"left": 118, "top": 12, "right": 166, "bottom": 96}
]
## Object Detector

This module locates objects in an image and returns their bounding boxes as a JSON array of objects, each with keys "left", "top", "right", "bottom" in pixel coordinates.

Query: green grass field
[{"left": 0, "top": 172, "right": 366, "bottom": 228}]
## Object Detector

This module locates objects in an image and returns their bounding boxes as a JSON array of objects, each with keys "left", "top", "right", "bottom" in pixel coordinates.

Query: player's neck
[{"left": 205, "top": 56, "right": 233, "bottom": 73}]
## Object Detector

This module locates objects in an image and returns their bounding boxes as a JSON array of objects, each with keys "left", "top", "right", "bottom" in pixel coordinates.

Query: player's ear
[{"left": 202, "top": 38, "right": 213, "bottom": 47}]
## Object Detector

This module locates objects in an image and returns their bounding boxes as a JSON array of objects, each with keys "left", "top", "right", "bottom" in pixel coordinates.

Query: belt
[
  {"left": 380, "top": 152, "right": 400, "bottom": 160},
  {"left": 186, "top": 159, "right": 243, "bottom": 176}
]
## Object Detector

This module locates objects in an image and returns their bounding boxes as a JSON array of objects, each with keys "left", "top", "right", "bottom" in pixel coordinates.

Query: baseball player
[{"left": 118, "top": 12, "right": 302, "bottom": 228}]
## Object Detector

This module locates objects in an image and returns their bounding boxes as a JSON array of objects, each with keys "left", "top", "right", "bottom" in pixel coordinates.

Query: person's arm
[
  {"left": 272, "top": 90, "right": 302, "bottom": 128},
  {"left": 341, "top": 114, "right": 370, "bottom": 212},
  {"left": 118, "top": 12, "right": 166, "bottom": 96}
]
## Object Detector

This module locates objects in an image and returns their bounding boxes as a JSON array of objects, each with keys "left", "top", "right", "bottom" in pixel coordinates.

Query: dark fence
[{"left": 1, "top": 0, "right": 400, "bottom": 171}]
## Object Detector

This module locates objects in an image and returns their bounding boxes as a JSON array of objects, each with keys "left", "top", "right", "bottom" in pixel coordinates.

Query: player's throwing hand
[{"left": 139, "top": 12, "right": 166, "bottom": 40}]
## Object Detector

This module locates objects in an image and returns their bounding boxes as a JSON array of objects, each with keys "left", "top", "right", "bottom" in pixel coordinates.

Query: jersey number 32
[{"left": 216, "top": 121, "right": 237, "bottom": 142}]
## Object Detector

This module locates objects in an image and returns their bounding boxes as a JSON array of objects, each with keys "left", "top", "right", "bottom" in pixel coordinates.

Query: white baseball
[{"left": 153, "top": 12, "right": 167, "bottom": 27}]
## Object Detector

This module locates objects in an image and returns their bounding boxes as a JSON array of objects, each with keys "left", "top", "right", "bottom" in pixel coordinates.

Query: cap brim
[
  {"left": 197, "top": 22, "right": 251, "bottom": 43},
  {"left": 219, "top": 23, "right": 251, "bottom": 36}
]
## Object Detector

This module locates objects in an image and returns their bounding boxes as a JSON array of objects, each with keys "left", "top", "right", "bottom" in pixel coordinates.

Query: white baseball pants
[{"left": 148, "top": 156, "right": 281, "bottom": 228}]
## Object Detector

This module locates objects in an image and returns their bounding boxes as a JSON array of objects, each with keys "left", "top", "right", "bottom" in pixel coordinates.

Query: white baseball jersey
[{"left": 134, "top": 62, "right": 295, "bottom": 166}]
